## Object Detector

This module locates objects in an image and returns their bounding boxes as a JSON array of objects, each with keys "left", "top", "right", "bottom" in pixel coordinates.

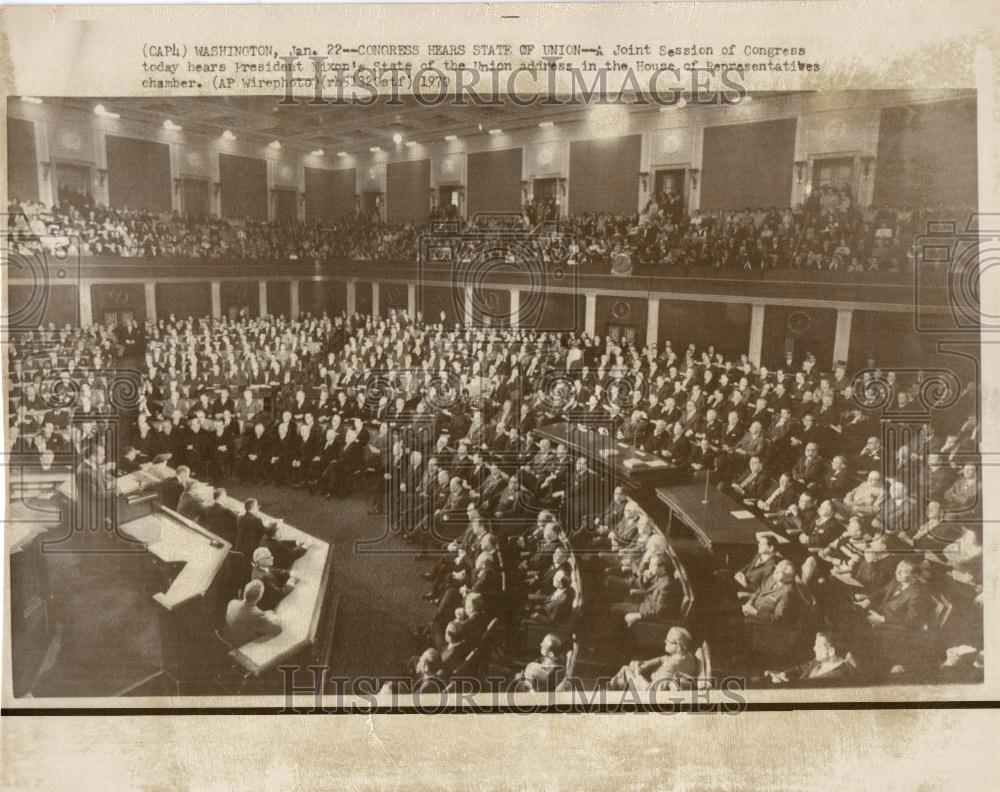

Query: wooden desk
[
  {"left": 230, "top": 527, "right": 333, "bottom": 674},
  {"left": 656, "top": 484, "right": 776, "bottom": 556},
  {"left": 70, "top": 462, "right": 334, "bottom": 672},
  {"left": 120, "top": 506, "right": 231, "bottom": 611},
  {"left": 131, "top": 465, "right": 334, "bottom": 674},
  {"left": 538, "top": 422, "right": 687, "bottom": 492},
  {"left": 5, "top": 500, "right": 60, "bottom": 551},
  {"left": 9, "top": 465, "right": 73, "bottom": 501}
]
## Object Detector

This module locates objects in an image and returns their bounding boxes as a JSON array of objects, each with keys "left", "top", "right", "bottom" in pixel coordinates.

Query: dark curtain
[
  {"left": 700, "top": 119, "right": 797, "bottom": 211},
  {"left": 873, "top": 99, "right": 977, "bottom": 209},
  {"left": 386, "top": 159, "right": 431, "bottom": 222},
  {"left": 219, "top": 154, "right": 267, "bottom": 220},
  {"left": 7, "top": 116, "right": 39, "bottom": 202},
  {"left": 273, "top": 188, "right": 298, "bottom": 224},
  {"left": 106, "top": 135, "right": 172, "bottom": 212},
  {"left": 305, "top": 167, "right": 356, "bottom": 222},
  {"left": 467, "top": 148, "right": 523, "bottom": 217},
  {"left": 568, "top": 134, "right": 641, "bottom": 215}
]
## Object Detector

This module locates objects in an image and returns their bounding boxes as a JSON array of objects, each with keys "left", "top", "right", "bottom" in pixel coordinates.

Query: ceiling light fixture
[
  {"left": 93, "top": 104, "right": 120, "bottom": 119},
  {"left": 488, "top": 128, "right": 502, "bottom": 136},
  {"left": 311, "top": 149, "right": 324, "bottom": 156},
  {"left": 163, "top": 119, "right": 183, "bottom": 131},
  {"left": 269, "top": 140, "right": 282, "bottom": 149},
  {"left": 444, "top": 134, "right": 458, "bottom": 141},
  {"left": 222, "top": 130, "right": 237, "bottom": 142},
  {"left": 337, "top": 151, "right": 348, "bottom": 157},
  {"left": 538, "top": 121, "right": 554, "bottom": 128},
  {"left": 392, "top": 132, "right": 403, "bottom": 144},
  {"left": 369, "top": 146, "right": 382, "bottom": 153},
  {"left": 405, "top": 140, "right": 418, "bottom": 147},
  {"left": 21, "top": 96, "right": 43, "bottom": 105}
]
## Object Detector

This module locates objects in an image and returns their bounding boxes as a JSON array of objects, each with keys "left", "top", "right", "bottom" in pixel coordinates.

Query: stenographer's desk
[
  {"left": 538, "top": 421, "right": 688, "bottom": 492},
  {"left": 656, "top": 484, "right": 789, "bottom": 564},
  {"left": 119, "top": 505, "right": 232, "bottom": 611},
  {"left": 142, "top": 465, "right": 334, "bottom": 675}
]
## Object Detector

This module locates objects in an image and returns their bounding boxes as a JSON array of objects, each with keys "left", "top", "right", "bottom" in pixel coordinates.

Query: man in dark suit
[
  {"left": 260, "top": 521, "right": 308, "bottom": 570},
  {"left": 608, "top": 552, "right": 677, "bottom": 631},
  {"left": 158, "top": 464, "right": 190, "bottom": 511},
  {"left": 201, "top": 487, "right": 238, "bottom": 544},
  {"left": 721, "top": 455, "right": 770, "bottom": 502},
  {"left": 858, "top": 558, "right": 938, "bottom": 672},
  {"left": 527, "top": 568, "right": 576, "bottom": 627},
  {"left": 820, "top": 455, "right": 854, "bottom": 501},
  {"left": 325, "top": 427, "right": 364, "bottom": 497},
  {"left": 860, "top": 559, "right": 936, "bottom": 631},
  {"left": 241, "top": 422, "right": 269, "bottom": 482},
  {"left": 749, "top": 474, "right": 791, "bottom": 519},
  {"left": 792, "top": 442, "right": 827, "bottom": 492},
  {"left": 235, "top": 498, "right": 267, "bottom": 565},
  {"left": 734, "top": 535, "right": 781, "bottom": 592},
  {"left": 765, "top": 631, "right": 855, "bottom": 684},
  {"left": 742, "top": 559, "right": 807, "bottom": 625}
]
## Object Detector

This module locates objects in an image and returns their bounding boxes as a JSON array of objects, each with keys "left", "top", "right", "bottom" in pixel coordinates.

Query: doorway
[
  {"left": 654, "top": 168, "right": 686, "bottom": 218},
  {"left": 273, "top": 188, "right": 298, "bottom": 224},
  {"left": 180, "top": 178, "right": 209, "bottom": 219},
  {"left": 438, "top": 185, "right": 461, "bottom": 218},
  {"left": 813, "top": 157, "right": 856, "bottom": 196},
  {"left": 361, "top": 191, "right": 382, "bottom": 218}
]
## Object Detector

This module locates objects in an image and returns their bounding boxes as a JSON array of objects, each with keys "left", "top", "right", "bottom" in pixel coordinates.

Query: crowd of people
[
  {"left": 6, "top": 182, "right": 965, "bottom": 280},
  {"left": 7, "top": 303, "right": 984, "bottom": 689}
]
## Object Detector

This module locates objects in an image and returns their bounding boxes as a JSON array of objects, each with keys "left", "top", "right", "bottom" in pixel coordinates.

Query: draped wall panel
[
  {"left": 700, "top": 119, "right": 797, "bottom": 211},
  {"left": 386, "top": 160, "right": 431, "bottom": 223},
  {"left": 7, "top": 116, "right": 39, "bottom": 203},
  {"left": 106, "top": 135, "right": 172, "bottom": 213},
  {"left": 219, "top": 154, "right": 268, "bottom": 220},
  {"left": 873, "top": 99, "right": 977, "bottom": 209},
  {"left": 305, "top": 167, "right": 357, "bottom": 222},
  {"left": 467, "top": 149, "right": 523, "bottom": 217},
  {"left": 568, "top": 135, "right": 641, "bottom": 215}
]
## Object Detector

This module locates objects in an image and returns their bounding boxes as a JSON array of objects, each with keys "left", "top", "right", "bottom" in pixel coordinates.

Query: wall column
[
  {"left": 346, "top": 280, "right": 357, "bottom": 316},
  {"left": 748, "top": 304, "right": 766, "bottom": 368},
  {"left": 464, "top": 286, "right": 474, "bottom": 328},
  {"left": 645, "top": 297, "right": 660, "bottom": 350},
  {"left": 168, "top": 143, "right": 183, "bottom": 214},
  {"left": 79, "top": 282, "right": 93, "bottom": 327},
  {"left": 94, "top": 130, "right": 110, "bottom": 207},
  {"left": 210, "top": 281, "right": 222, "bottom": 319},
  {"left": 35, "top": 119, "right": 54, "bottom": 207},
  {"left": 371, "top": 282, "right": 380, "bottom": 318},
  {"left": 509, "top": 288, "right": 520, "bottom": 329},
  {"left": 144, "top": 282, "right": 157, "bottom": 324},
  {"left": 258, "top": 281, "right": 268, "bottom": 317},
  {"left": 584, "top": 292, "right": 597, "bottom": 337},
  {"left": 290, "top": 280, "right": 300, "bottom": 318},
  {"left": 407, "top": 283, "right": 417, "bottom": 320},
  {"left": 833, "top": 308, "right": 853, "bottom": 368}
]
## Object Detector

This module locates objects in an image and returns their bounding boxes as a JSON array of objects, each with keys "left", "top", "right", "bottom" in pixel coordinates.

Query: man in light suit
[{"left": 225, "top": 579, "right": 283, "bottom": 646}]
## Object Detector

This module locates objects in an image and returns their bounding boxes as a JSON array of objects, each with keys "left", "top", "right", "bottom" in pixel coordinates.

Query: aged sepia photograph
[
  {"left": 4, "top": 87, "right": 983, "bottom": 701},
  {"left": 1, "top": 1, "right": 998, "bottom": 789}
]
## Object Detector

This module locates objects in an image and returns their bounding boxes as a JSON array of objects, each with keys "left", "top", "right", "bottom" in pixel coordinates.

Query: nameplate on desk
[
  {"left": 599, "top": 449, "right": 620, "bottom": 459},
  {"left": 730, "top": 509, "right": 756, "bottom": 520}
]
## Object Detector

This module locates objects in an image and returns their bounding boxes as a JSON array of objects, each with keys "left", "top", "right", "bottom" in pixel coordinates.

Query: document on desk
[{"left": 0, "top": 2, "right": 997, "bottom": 790}]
